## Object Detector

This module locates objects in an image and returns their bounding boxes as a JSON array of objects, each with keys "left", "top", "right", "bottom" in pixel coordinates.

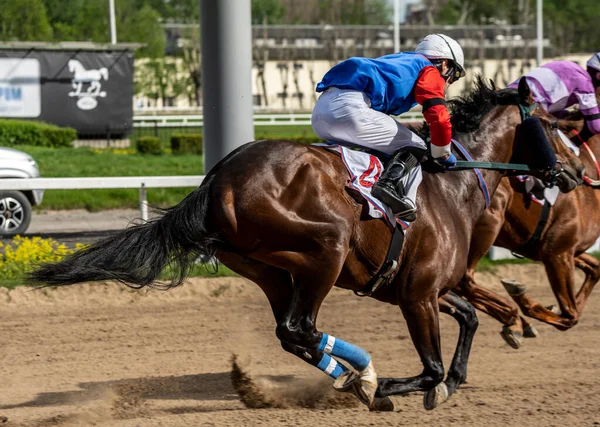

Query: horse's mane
[{"left": 414, "top": 75, "right": 520, "bottom": 140}]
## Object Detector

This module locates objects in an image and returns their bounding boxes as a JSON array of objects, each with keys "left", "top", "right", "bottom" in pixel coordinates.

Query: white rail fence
[
  {"left": 5, "top": 176, "right": 595, "bottom": 259},
  {"left": 133, "top": 112, "right": 425, "bottom": 128},
  {"left": 1, "top": 176, "right": 205, "bottom": 221}
]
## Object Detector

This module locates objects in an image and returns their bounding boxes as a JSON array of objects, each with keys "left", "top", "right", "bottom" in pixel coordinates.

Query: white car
[{"left": 0, "top": 147, "right": 43, "bottom": 236}]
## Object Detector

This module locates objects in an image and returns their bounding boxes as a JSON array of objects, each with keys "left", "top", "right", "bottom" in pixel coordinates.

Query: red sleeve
[{"left": 414, "top": 66, "right": 452, "bottom": 158}]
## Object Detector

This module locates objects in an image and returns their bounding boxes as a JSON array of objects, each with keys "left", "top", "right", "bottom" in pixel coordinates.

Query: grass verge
[
  {"left": 20, "top": 145, "right": 202, "bottom": 211},
  {"left": 132, "top": 125, "right": 317, "bottom": 147},
  {"left": 475, "top": 256, "right": 533, "bottom": 273},
  {"left": 18, "top": 125, "right": 317, "bottom": 211}
]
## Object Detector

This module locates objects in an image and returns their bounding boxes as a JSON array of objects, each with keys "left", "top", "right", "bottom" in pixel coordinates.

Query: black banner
[{"left": 0, "top": 48, "right": 134, "bottom": 136}]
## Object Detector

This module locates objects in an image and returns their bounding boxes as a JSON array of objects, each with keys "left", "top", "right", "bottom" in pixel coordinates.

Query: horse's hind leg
[
  {"left": 221, "top": 248, "right": 379, "bottom": 407},
  {"left": 435, "top": 292, "right": 478, "bottom": 401},
  {"left": 574, "top": 253, "right": 600, "bottom": 313},
  {"left": 217, "top": 251, "right": 348, "bottom": 378},
  {"left": 272, "top": 251, "right": 379, "bottom": 408}
]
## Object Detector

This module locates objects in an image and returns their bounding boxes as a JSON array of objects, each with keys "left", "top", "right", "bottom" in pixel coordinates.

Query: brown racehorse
[
  {"left": 456, "top": 111, "right": 600, "bottom": 348},
  {"left": 28, "top": 78, "right": 583, "bottom": 411}
]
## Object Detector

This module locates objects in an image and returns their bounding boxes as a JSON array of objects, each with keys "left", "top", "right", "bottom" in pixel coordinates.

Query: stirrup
[
  {"left": 372, "top": 183, "right": 416, "bottom": 220},
  {"left": 395, "top": 204, "right": 416, "bottom": 222}
]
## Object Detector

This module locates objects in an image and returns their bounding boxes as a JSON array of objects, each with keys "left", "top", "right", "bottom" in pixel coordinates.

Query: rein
[
  {"left": 451, "top": 102, "right": 539, "bottom": 175},
  {"left": 573, "top": 131, "right": 600, "bottom": 188},
  {"left": 452, "top": 160, "right": 535, "bottom": 173},
  {"left": 447, "top": 102, "right": 561, "bottom": 208}
]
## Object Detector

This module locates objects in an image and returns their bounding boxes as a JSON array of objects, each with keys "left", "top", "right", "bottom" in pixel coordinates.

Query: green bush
[
  {"left": 136, "top": 136, "right": 163, "bottom": 155},
  {"left": 0, "top": 119, "right": 76, "bottom": 148},
  {"left": 171, "top": 133, "right": 203, "bottom": 154}
]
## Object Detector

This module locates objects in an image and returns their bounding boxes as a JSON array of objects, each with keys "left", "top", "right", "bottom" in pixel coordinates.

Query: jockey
[
  {"left": 508, "top": 55, "right": 600, "bottom": 141},
  {"left": 311, "top": 34, "right": 465, "bottom": 221}
]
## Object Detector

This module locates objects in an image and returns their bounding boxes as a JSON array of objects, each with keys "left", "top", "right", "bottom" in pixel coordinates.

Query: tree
[
  {"left": 135, "top": 57, "right": 189, "bottom": 106},
  {"left": 284, "top": 0, "right": 390, "bottom": 25},
  {"left": 42, "top": 0, "right": 84, "bottom": 40},
  {"left": 73, "top": 1, "right": 111, "bottom": 42},
  {"left": 120, "top": 4, "right": 166, "bottom": 58},
  {"left": 545, "top": 0, "right": 600, "bottom": 54},
  {"left": 167, "top": 0, "right": 200, "bottom": 23},
  {"left": 180, "top": 28, "right": 202, "bottom": 106},
  {"left": 0, "top": 0, "right": 53, "bottom": 41},
  {"left": 252, "top": 0, "right": 285, "bottom": 24}
]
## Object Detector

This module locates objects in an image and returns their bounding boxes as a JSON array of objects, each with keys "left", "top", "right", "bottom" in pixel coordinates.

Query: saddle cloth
[{"left": 323, "top": 144, "right": 422, "bottom": 229}]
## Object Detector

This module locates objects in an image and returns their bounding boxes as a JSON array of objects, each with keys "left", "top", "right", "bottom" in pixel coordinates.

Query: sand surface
[{"left": 2, "top": 264, "right": 600, "bottom": 426}]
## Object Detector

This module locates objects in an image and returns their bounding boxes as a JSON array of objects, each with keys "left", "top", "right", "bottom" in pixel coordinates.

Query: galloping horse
[
  {"left": 456, "top": 110, "right": 600, "bottom": 348},
  {"left": 29, "top": 78, "right": 583, "bottom": 411}
]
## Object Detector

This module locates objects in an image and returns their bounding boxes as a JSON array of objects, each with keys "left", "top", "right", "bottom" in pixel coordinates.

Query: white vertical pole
[
  {"left": 536, "top": 0, "right": 543, "bottom": 66},
  {"left": 394, "top": 0, "right": 400, "bottom": 52},
  {"left": 109, "top": 0, "right": 117, "bottom": 44},
  {"left": 139, "top": 184, "right": 148, "bottom": 221}
]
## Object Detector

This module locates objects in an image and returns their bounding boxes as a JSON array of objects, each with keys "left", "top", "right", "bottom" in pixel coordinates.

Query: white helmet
[
  {"left": 587, "top": 52, "right": 600, "bottom": 72},
  {"left": 415, "top": 34, "right": 466, "bottom": 79}
]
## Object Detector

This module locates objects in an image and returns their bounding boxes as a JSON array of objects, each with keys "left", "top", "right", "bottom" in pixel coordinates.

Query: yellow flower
[{"left": 0, "top": 236, "right": 83, "bottom": 281}]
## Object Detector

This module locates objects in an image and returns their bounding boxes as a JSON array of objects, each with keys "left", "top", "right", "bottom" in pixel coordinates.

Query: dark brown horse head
[
  {"left": 509, "top": 78, "right": 584, "bottom": 191},
  {"left": 446, "top": 76, "right": 584, "bottom": 193}
]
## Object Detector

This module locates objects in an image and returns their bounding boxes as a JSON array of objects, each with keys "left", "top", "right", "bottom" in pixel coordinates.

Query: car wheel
[{"left": 0, "top": 191, "right": 32, "bottom": 237}]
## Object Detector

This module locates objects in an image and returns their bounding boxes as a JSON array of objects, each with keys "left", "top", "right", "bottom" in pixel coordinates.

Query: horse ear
[
  {"left": 518, "top": 77, "right": 534, "bottom": 106},
  {"left": 490, "top": 79, "right": 498, "bottom": 90}
]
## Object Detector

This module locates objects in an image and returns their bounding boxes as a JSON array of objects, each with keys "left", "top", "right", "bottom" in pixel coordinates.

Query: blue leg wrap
[
  {"left": 318, "top": 333, "right": 371, "bottom": 371},
  {"left": 316, "top": 353, "right": 348, "bottom": 379}
]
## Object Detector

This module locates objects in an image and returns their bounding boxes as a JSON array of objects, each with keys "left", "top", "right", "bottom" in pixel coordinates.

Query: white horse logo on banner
[{"left": 68, "top": 60, "right": 109, "bottom": 110}]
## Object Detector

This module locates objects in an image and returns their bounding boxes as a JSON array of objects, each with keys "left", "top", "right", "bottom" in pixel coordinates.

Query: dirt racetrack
[{"left": 2, "top": 264, "right": 600, "bottom": 426}]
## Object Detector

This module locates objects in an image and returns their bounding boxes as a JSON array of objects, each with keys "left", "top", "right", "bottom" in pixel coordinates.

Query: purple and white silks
[{"left": 508, "top": 60, "right": 600, "bottom": 134}]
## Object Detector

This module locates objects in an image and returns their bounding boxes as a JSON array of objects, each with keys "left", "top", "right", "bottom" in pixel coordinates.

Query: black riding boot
[{"left": 371, "top": 150, "right": 420, "bottom": 221}]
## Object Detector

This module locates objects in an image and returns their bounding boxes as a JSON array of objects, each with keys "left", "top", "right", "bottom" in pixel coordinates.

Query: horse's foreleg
[
  {"left": 574, "top": 253, "right": 600, "bottom": 313},
  {"left": 457, "top": 271, "right": 523, "bottom": 348},
  {"left": 455, "top": 192, "right": 523, "bottom": 346},
  {"left": 376, "top": 293, "right": 445, "bottom": 406},
  {"left": 438, "top": 292, "right": 478, "bottom": 397},
  {"left": 504, "top": 254, "right": 578, "bottom": 330}
]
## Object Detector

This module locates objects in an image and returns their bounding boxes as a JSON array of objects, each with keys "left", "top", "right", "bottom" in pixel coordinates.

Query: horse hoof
[
  {"left": 333, "top": 370, "right": 358, "bottom": 393},
  {"left": 501, "top": 279, "right": 526, "bottom": 296},
  {"left": 500, "top": 325, "right": 522, "bottom": 349},
  {"left": 333, "top": 361, "right": 378, "bottom": 408},
  {"left": 370, "top": 396, "right": 402, "bottom": 412},
  {"left": 546, "top": 304, "right": 562, "bottom": 315},
  {"left": 423, "top": 382, "right": 449, "bottom": 410},
  {"left": 523, "top": 324, "right": 539, "bottom": 338}
]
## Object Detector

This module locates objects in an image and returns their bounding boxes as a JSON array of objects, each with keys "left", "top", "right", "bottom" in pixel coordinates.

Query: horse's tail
[
  {"left": 100, "top": 68, "right": 108, "bottom": 80},
  {"left": 28, "top": 175, "right": 217, "bottom": 290}
]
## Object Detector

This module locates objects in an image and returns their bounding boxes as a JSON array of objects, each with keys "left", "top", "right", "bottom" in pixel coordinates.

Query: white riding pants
[{"left": 311, "top": 87, "right": 427, "bottom": 155}]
